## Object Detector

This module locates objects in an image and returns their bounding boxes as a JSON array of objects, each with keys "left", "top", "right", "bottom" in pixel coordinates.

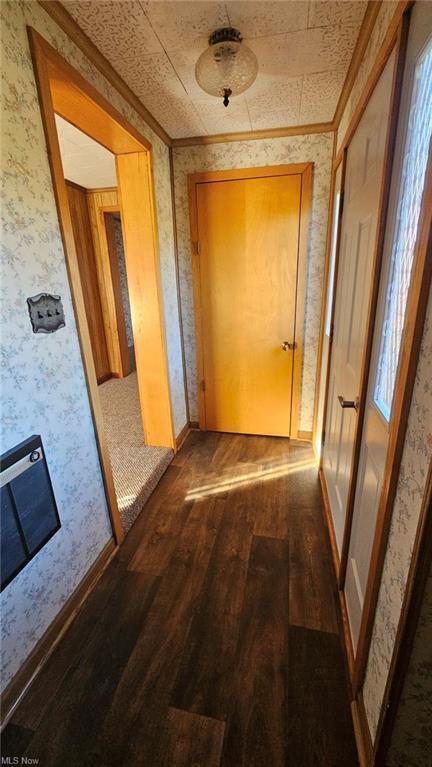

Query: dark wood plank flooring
[{"left": 2, "top": 432, "right": 358, "bottom": 767}]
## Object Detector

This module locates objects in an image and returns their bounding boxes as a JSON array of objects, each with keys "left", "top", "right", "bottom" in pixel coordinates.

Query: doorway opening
[
  {"left": 57, "top": 116, "right": 173, "bottom": 535},
  {"left": 30, "top": 30, "right": 176, "bottom": 541}
]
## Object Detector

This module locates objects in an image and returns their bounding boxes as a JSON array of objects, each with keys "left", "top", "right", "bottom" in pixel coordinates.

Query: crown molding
[
  {"left": 38, "top": 0, "right": 171, "bottom": 146},
  {"left": 171, "top": 122, "right": 335, "bottom": 148}
]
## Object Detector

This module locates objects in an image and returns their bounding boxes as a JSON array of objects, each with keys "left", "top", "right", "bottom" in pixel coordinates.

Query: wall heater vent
[{"left": 1, "top": 435, "right": 61, "bottom": 590}]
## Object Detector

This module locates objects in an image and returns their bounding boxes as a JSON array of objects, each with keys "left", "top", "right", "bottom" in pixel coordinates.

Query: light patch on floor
[{"left": 98, "top": 372, "right": 173, "bottom": 533}]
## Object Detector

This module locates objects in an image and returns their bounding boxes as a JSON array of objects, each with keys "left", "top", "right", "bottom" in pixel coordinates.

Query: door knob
[
  {"left": 282, "top": 341, "right": 296, "bottom": 351},
  {"left": 338, "top": 395, "right": 359, "bottom": 411}
]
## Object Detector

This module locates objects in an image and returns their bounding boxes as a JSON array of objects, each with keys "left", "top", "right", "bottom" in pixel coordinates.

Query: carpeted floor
[{"left": 98, "top": 372, "right": 173, "bottom": 534}]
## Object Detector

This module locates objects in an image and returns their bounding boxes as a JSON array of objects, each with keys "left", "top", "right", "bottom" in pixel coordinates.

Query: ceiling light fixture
[{"left": 195, "top": 27, "right": 258, "bottom": 107}]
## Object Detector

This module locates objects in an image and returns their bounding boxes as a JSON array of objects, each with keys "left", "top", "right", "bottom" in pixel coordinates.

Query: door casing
[
  {"left": 188, "top": 163, "right": 312, "bottom": 440},
  {"left": 29, "top": 28, "right": 176, "bottom": 544}
]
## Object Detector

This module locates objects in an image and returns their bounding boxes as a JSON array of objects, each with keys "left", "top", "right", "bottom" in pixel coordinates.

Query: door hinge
[
  {"left": 196, "top": 241, "right": 201, "bottom": 256},
  {"left": 200, "top": 379, "right": 206, "bottom": 392},
  {"left": 339, "top": 189, "right": 345, "bottom": 216},
  {"left": 322, "top": 429, "right": 326, "bottom": 446},
  {"left": 329, "top": 323, "right": 334, "bottom": 344}
]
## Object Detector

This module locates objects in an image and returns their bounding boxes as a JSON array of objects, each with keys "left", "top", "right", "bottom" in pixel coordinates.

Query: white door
[
  {"left": 323, "top": 51, "right": 397, "bottom": 553},
  {"left": 346, "top": 3, "right": 432, "bottom": 649}
]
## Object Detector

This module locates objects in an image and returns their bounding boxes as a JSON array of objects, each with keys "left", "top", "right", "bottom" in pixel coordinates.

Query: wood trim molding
[
  {"left": 32, "top": 31, "right": 150, "bottom": 155},
  {"left": 116, "top": 151, "right": 176, "bottom": 448},
  {"left": 86, "top": 188, "right": 130, "bottom": 380},
  {"left": 63, "top": 177, "right": 87, "bottom": 193},
  {"left": 319, "top": 468, "right": 341, "bottom": 583},
  {"left": 297, "top": 430, "right": 312, "bottom": 442},
  {"left": 29, "top": 27, "right": 124, "bottom": 544},
  {"left": 175, "top": 422, "right": 190, "bottom": 452},
  {"left": 374, "top": 457, "right": 432, "bottom": 764},
  {"left": 334, "top": 1, "right": 413, "bottom": 167},
  {"left": 187, "top": 164, "right": 311, "bottom": 184},
  {"left": 0, "top": 538, "right": 116, "bottom": 729},
  {"left": 338, "top": 16, "right": 409, "bottom": 593},
  {"left": 38, "top": 0, "right": 170, "bottom": 146},
  {"left": 351, "top": 692, "right": 373, "bottom": 767},
  {"left": 333, "top": 2, "right": 381, "bottom": 128},
  {"left": 188, "top": 162, "right": 313, "bottom": 439},
  {"left": 103, "top": 208, "right": 132, "bottom": 378},
  {"left": 86, "top": 186, "right": 118, "bottom": 194},
  {"left": 353, "top": 144, "right": 432, "bottom": 694},
  {"left": 291, "top": 164, "right": 313, "bottom": 439},
  {"left": 172, "top": 123, "right": 334, "bottom": 148}
]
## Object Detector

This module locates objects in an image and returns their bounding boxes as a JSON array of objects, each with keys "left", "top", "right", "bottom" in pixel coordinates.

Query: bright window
[{"left": 374, "top": 39, "right": 432, "bottom": 421}]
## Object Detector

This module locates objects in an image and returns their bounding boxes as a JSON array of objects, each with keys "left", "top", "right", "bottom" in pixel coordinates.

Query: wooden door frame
[
  {"left": 29, "top": 28, "right": 176, "bottom": 544},
  {"left": 85, "top": 189, "right": 131, "bottom": 380},
  {"left": 102, "top": 207, "right": 132, "bottom": 380},
  {"left": 188, "top": 163, "right": 313, "bottom": 439}
]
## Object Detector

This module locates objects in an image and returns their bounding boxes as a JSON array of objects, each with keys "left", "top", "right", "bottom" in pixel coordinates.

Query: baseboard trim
[
  {"left": 319, "top": 468, "right": 340, "bottom": 579},
  {"left": 0, "top": 537, "right": 117, "bottom": 728},
  {"left": 351, "top": 692, "right": 373, "bottom": 767},
  {"left": 175, "top": 422, "right": 191, "bottom": 451},
  {"left": 297, "top": 429, "right": 313, "bottom": 441},
  {"left": 189, "top": 421, "right": 200, "bottom": 430}
]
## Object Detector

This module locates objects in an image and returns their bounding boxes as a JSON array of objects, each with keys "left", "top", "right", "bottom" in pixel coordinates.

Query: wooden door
[
  {"left": 196, "top": 173, "right": 302, "bottom": 437},
  {"left": 345, "top": 7, "right": 432, "bottom": 649},
  {"left": 66, "top": 182, "right": 111, "bottom": 383},
  {"left": 322, "top": 51, "right": 396, "bottom": 553}
]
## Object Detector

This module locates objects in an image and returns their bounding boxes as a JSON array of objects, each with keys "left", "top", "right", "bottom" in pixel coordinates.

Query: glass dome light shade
[{"left": 195, "top": 38, "right": 258, "bottom": 99}]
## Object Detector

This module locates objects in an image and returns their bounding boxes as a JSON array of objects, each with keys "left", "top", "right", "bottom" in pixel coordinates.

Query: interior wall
[
  {"left": 173, "top": 132, "right": 334, "bottom": 432},
  {"left": 0, "top": 0, "right": 186, "bottom": 693},
  {"left": 334, "top": 0, "right": 432, "bottom": 741}
]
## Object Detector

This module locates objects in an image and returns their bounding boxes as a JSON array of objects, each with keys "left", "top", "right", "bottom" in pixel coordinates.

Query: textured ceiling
[
  {"left": 62, "top": 1, "right": 368, "bottom": 139},
  {"left": 55, "top": 115, "right": 117, "bottom": 188}
]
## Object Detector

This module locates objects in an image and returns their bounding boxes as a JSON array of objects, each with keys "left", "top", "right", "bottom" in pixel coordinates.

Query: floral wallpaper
[
  {"left": 363, "top": 285, "right": 432, "bottom": 737},
  {"left": 0, "top": 0, "right": 186, "bottom": 692},
  {"left": 337, "top": 1, "right": 399, "bottom": 151},
  {"left": 172, "top": 133, "right": 334, "bottom": 430},
  {"left": 387, "top": 555, "right": 432, "bottom": 766}
]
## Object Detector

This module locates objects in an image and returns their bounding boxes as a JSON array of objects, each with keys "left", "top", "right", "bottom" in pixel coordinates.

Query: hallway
[{"left": 2, "top": 432, "right": 358, "bottom": 766}]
